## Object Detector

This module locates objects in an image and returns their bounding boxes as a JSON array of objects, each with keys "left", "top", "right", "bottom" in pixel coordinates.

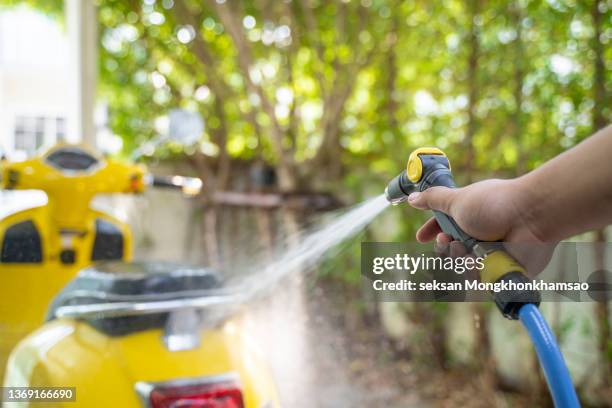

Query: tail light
[{"left": 136, "top": 375, "right": 244, "bottom": 408}]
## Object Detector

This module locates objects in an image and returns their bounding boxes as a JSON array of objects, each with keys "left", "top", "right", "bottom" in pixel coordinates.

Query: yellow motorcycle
[{"left": 0, "top": 144, "right": 279, "bottom": 407}]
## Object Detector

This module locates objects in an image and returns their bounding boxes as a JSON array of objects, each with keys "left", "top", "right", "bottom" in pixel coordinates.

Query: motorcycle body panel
[
  {"left": 4, "top": 317, "right": 278, "bottom": 407},
  {"left": 0, "top": 206, "right": 131, "bottom": 386}
]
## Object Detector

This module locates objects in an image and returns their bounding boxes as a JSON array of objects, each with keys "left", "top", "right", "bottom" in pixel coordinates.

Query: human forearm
[{"left": 519, "top": 125, "right": 612, "bottom": 241}]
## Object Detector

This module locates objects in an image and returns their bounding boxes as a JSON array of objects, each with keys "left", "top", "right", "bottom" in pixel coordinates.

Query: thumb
[{"left": 407, "top": 186, "right": 457, "bottom": 214}]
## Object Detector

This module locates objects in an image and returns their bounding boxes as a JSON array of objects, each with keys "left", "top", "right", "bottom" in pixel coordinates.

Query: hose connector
[{"left": 475, "top": 244, "right": 541, "bottom": 319}]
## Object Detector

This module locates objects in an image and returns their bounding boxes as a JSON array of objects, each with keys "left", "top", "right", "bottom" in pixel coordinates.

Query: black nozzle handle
[
  {"left": 417, "top": 167, "right": 479, "bottom": 250},
  {"left": 432, "top": 210, "right": 478, "bottom": 250}
]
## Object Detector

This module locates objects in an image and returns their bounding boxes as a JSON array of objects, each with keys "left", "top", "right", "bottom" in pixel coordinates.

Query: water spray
[{"left": 385, "top": 147, "right": 580, "bottom": 408}]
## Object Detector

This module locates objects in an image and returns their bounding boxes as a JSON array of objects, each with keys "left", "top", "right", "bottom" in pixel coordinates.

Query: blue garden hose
[{"left": 518, "top": 303, "right": 580, "bottom": 408}]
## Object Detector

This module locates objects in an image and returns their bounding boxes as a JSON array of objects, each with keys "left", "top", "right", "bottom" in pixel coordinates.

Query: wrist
[{"left": 511, "top": 173, "right": 559, "bottom": 242}]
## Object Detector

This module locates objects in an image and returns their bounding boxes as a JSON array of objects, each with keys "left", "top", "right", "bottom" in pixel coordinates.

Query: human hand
[{"left": 407, "top": 178, "right": 554, "bottom": 276}]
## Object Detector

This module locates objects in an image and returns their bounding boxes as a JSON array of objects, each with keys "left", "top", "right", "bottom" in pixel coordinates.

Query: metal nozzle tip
[{"left": 384, "top": 186, "right": 405, "bottom": 206}]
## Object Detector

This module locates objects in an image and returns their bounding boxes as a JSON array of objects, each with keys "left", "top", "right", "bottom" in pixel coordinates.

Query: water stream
[{"left": 229, "top": 194, "right": 390, "bottom": 301}]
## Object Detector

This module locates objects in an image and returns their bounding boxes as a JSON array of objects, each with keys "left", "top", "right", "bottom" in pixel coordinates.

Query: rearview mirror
[{"left": 167, "top": 109, "right": 204, "bottom": 146}]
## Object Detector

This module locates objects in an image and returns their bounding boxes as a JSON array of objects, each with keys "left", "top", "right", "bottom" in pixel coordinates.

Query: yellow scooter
[{"left": 0, "top": 144, "right": 279, "bottom": 407}]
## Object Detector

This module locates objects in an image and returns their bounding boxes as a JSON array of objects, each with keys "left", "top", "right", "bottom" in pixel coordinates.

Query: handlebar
[
  {"left": 0, "top": 145, "right": 202, "bottom": 198},
  {"left": 148, "top": 175, "right": 203, "bottom": 196}
]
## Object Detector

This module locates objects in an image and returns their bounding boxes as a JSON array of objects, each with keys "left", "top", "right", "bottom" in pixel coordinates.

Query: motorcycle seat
[{"left": 46, "top": 261, "right": 222, "bottom": 335}]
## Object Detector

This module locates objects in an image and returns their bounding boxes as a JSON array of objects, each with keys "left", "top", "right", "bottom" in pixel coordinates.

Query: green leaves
[{"left": 8, "top": 0, "right": 608, "bottom": 184}]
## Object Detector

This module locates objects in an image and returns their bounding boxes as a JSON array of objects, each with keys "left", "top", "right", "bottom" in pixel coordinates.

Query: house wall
[{"left": 0, "top": 8, "right": 70, "bottom": 158}]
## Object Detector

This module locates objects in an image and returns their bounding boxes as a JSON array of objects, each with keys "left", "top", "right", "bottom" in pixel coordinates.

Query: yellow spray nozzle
[
  {"left": 406, "top": 147, "right": 447, "bottom": 183},
  {"left": 385, "top": 146, "right": 450, "bottom": 205}
]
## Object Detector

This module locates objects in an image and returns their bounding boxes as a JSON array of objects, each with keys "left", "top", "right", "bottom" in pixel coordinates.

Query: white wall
[{"left": 0, "top": 7, "right": 70, "bottom": 157}]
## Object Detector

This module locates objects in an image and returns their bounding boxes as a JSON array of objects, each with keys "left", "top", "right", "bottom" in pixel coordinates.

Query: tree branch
[
  {"left": 211, "top": 0, "right": 297, "bottom": 189},
  {"left": 172, "top": 0, "right": 232, "bottom": 100}
]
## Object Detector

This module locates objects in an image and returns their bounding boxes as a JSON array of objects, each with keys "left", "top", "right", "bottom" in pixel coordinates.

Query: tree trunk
[
  {"left": 591, "top": 0, "right": 607, "bottom": 133},
  {"left": 511, "top": 1, "right": 527, "bottom": 174},
  {"left": 255, "top": 209, "right": 275, "bottom": 261},
  {"left": 203, "top": 206, "right": 221, "bottom": 268},
  {"left": 463, "top": 0, "right": 480, "bottom": 171}
]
